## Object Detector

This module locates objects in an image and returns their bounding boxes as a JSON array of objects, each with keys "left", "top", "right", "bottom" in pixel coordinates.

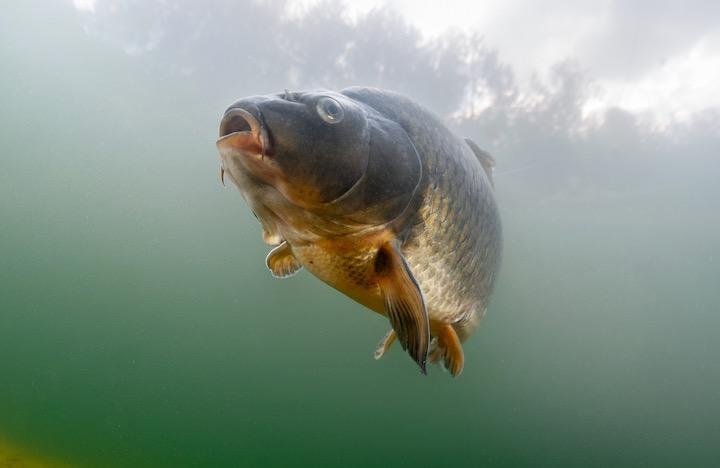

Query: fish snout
[{"left": 217, "top": 107, "right": 271, "bottom": 159}]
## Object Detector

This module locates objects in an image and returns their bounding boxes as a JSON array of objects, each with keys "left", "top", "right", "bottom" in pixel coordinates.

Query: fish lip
[{"left": 217, "top": 107, "right": 271, "bottom": 158}]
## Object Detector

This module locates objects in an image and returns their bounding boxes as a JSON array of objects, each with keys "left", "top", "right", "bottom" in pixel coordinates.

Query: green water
[{"left": 2, "top": 3, "right": 719, "bottom": 467}]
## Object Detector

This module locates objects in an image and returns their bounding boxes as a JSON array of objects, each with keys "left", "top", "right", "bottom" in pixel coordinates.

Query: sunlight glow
[
  {"left": 291, "top": 0, "right": 720, "bottom": 123},
  {"left": 75, "top": 0, "right": 720, "bottom": 123},
  {"left": 583, "top": 39, "right": 720, "bottom": 123},
  {"left": 73, "top": 0, "right": 96, "bottom": 13}
]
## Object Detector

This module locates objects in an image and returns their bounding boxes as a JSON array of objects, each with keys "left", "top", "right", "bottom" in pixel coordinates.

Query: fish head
[
  {"left": 217, "top": 91, "right": 370, "bottom": 208},
  {"left": 217, "top": 89, "right": 422, "bottom": 234}
]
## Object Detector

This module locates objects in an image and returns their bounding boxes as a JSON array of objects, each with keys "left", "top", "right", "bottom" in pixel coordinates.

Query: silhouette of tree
[{"left": 74, "top": 0, "right": 720, "bottom": 202}]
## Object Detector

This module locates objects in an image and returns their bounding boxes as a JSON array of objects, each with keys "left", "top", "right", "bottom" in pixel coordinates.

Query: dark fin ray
[
  {"left": 465, "top": 138, "right": 495, "bottom": 189},
  {"left": 375, "top": 242, "right": 429, "bottom": 374},
  {"left": 265, "top": 241, "right": 302, "bottom": 278}
]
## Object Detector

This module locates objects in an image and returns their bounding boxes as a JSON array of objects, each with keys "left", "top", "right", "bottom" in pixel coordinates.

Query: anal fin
[
  {"left": 374, "top": 242, "right": 429, "bottom": 374},
  {"left": 265, "top": 241, "right": 302, "bottom": 278},
  {"left": 434, "top": 324, "right": 465, "bottom": 377}
]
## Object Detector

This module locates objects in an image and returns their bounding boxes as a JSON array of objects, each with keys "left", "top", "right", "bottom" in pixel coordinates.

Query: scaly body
[{"left": 217, "top": 87, "right": 501, "bottom": 376}]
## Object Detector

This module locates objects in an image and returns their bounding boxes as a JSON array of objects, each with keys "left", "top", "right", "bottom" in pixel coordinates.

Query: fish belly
[{"left": 291, "top": 239, "right": 387, "bottom": 316}]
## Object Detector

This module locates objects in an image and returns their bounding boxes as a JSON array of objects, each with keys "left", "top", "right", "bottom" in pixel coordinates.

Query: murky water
[{"left": 2, "top": 2, "right": 719, "bottom": 467}]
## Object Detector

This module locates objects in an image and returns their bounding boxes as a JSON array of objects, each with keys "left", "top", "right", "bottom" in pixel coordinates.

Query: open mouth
[
  {"left": 217, "top": 108, "right": 270, "bottom": 158},
  {"left": 221, "top": 111, "right": 252, "bottom": 134},
  {"left": 217, "top": 107, "right": 272, "bottom": 185}
]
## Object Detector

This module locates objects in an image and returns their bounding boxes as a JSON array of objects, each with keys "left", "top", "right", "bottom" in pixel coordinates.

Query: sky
[
  {"left": 71, "top": 0, "right": 720, "bottom": 123},
  {"left": 286, "top": 0, "right": 720, "bottom": 121}
]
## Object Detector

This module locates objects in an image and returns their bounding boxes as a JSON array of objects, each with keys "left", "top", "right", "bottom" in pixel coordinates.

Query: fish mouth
[
  {"left": 217, "top": 107, "right": 271, "bottom": 156},
  {"left": 216, "top": 107, "right": 272, "bottom": 185}
]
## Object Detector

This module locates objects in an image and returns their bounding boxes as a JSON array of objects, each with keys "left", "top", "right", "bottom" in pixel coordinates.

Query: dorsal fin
[{"left": 464, "top": 138, "right": 495, "bottom": 189}]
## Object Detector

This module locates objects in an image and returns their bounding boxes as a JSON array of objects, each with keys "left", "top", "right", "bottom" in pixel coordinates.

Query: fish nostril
[{"left": 220, "top": 112, "right": 252, "bottom": 137}]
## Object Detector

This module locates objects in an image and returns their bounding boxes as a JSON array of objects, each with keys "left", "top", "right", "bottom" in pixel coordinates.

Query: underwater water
[{"left": 2, "top": 2, "right": 719, "bottom": 467}]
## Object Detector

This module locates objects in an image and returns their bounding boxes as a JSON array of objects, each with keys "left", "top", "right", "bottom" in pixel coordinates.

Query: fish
[{"left": 216, "top": 87, "right": 502, "bottom": 377}]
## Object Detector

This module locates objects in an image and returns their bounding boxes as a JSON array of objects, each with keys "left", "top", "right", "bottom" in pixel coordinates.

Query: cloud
[
  {"left": 578, "top": 0, "right": 720, "bottom": 79},
  {"left": 73, "top": 0, "right": 96, "bottom": 13},
  {"left": 74, "top": 0, "right": 720, "bottom": 120},
  {"left": 584, "top": 38, "right": 720, "bottom": 123},
  {"left": 356, "top": 0, "right": 720, "bottom": 118}
]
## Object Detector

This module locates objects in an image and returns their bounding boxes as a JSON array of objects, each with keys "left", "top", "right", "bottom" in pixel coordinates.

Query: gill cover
[{"left": 323, "top": 114, "right": 422, "bottom": 226}]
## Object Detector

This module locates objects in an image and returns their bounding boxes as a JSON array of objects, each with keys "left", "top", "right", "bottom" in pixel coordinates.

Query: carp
[{"left": 217, "top": 87, "right": 501, "bottom": 376}]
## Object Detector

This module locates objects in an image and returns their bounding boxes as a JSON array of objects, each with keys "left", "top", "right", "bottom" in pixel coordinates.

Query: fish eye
[{"left": 316, "top": 97, "right": 344, "bottom": 124}]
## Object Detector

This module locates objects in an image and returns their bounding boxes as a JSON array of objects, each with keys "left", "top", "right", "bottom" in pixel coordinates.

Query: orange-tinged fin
[
  {"left": 465, "top": 138, "right": 495, "bottom": 189},
  {"left": 265, "top": 242, "right": 302, "bottom": 278},
  {"left": 437, "top": 324, "right": 465, "bottom": 377},
  {"left": 373, "top": 329, "right": 396, "bottom": 360},
  {"left": 375, "top": 242, "right": 429, "bottom": 374}
]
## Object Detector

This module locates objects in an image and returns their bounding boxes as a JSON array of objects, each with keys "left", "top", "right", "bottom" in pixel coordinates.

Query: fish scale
[{"left": 399, "top": 111, "right": 501, "bottom": 339}]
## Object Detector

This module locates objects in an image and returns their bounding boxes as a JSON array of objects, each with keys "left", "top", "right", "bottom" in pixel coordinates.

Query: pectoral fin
[
  {"left": 374, "top": 242, "right": 429, "bottom": 374},
  {"left": 265, "top": 242, "right": 302, "bottom": 278}
]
